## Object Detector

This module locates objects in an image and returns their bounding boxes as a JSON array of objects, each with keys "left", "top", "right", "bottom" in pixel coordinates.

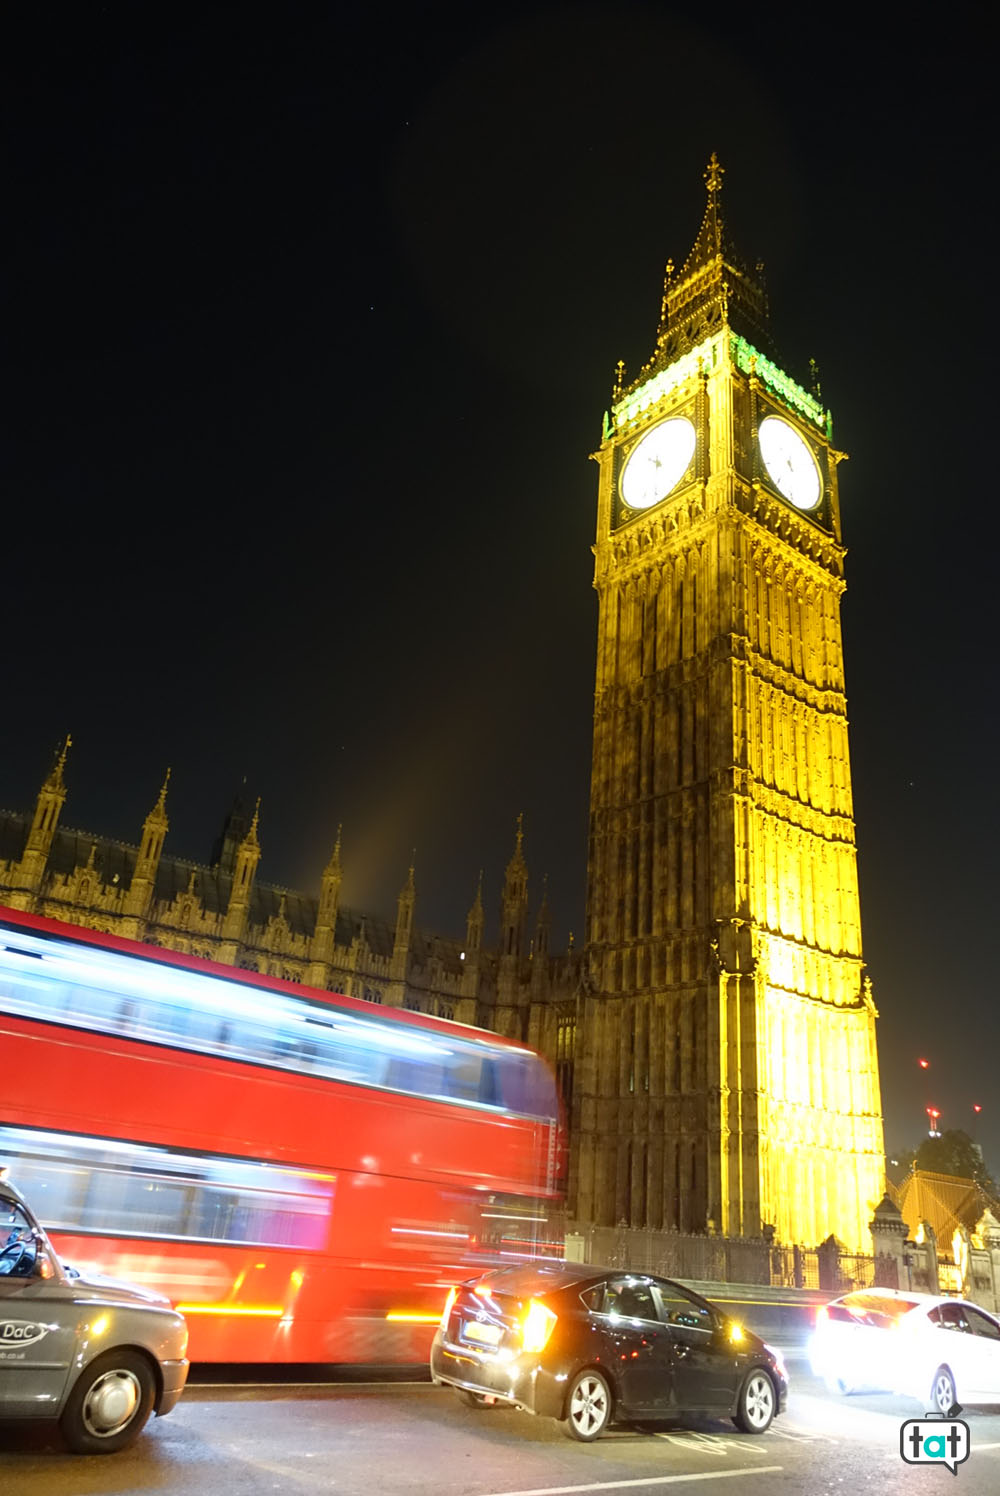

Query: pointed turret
[
  {"left": 465, "top": 870, "right": 485, "bottom": 956},
  {"left": 500, "top": 814, "right": 529, "bottom": 960},
  {"left": 10, "top": 736, "right": 72, "bottom": 907},
  {"left": 307, "top": 825, "right": 343, "bottom": 986},
  {"left": 460, "top": 870, "right": 485, "bottom": 1005},
  {"left": 534, "top": 876, "right": 551, "bottom": 961},
  {"left": 392, "top": 856, "right": 416, "bottom": 967},
  {"left": 220, "top": 798, "right": 261, "bottom": 956},
  {"left": 122, "top": 768, "right": 171, "bottom": 929}
]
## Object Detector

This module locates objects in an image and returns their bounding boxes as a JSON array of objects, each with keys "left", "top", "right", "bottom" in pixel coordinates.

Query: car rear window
[{"left": 473, "top": 1263, "right": 587, "bottom": 1299}]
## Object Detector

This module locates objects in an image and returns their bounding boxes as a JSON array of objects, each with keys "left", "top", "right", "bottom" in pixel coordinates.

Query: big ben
[{"left": 576, "top": 156, "right": 885, "bottom": 1252}]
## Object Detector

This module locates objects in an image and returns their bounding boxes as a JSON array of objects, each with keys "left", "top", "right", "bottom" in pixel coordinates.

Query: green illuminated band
[
  {"left": 609, "top": 333, "right": 827, "bottom": 438},
  {"left": 731, "top": 335, "right": 825, "bottom": 429},
  {"left": 612, "top": 334, "right": 722, "bottom": 431}
]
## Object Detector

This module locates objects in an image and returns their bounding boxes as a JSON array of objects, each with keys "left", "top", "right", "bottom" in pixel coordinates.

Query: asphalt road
[{"left": 2, "top": 1358, "right": 999, "bottom": 1495}]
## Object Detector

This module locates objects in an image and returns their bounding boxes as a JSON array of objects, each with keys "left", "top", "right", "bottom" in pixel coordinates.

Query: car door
[
  {"left": 926, "top": 1302, "right": 978, "bottom": 1399},
  {"left": 0, "top": 1200, "right": 77, "bottom": 1417},
  {"left": 595, "top": 1276, "right": 676, "bottom": 1415},
  {"left": 959, "top": 1305, "right": 1000, "bottom": 1401},
  {"left": 654, "top": 1279, "right": 738, "bottom": 1414}
]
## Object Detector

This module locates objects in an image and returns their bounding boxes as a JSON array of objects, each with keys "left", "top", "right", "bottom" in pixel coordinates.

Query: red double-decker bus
[{"left": 0, "top": 905, "right": 564, "bottom": 1363}]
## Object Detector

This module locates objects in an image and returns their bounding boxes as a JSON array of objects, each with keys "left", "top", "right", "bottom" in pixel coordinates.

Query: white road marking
[
  {"left": 484, "top": 1468, "right": 783, "bottom": 1496},
  {"left": 656, "top": 1433, "right": 730, "bottom": 1455}
]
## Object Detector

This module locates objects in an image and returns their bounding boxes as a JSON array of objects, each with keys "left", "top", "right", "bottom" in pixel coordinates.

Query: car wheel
[
  {"left": 457, "top": 1389, "right": 496, "bottom": 1408},
  {"left": 930, "top": 1365, "right": 957, "bottom": 1415},
  {"left": 733, "top": 1368, "right": 776, "bottom": 1434},
  {"left": 562, "top": 1368, "right": 612, "bottom": 1442},
  {"left": 59, "top": 1349, "right": 156, "bottom": 1454}
]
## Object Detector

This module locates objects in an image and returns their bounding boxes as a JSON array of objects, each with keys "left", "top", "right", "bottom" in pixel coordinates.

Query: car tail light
[
  {"left": 520, "top": 1299, "right": 557, "bottom": 1354},
  {"left": 440, "top": 1287, "right": 458, "bottom": 1329},
  {"left": 816, "top": 1306, "right": 828, "bottom": 1326}
]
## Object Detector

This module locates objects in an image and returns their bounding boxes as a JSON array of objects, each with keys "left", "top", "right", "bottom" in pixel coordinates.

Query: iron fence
[{"left": 565, "top": 1221, "right": 877, "bottom": 1295}]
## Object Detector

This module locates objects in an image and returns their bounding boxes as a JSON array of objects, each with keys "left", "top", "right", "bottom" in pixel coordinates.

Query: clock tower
[{"left": 577, "top": 156, "right": 885, "bottom": 1252}]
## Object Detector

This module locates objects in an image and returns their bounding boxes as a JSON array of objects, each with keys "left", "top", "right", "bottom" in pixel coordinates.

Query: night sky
[{"left": 2, "top": 9, "right": 996, "bottom": 1175}]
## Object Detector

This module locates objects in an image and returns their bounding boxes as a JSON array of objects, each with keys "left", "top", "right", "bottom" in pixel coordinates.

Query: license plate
[{"left": 464, "top": 1320, "right": 503, "bottom": 1346}]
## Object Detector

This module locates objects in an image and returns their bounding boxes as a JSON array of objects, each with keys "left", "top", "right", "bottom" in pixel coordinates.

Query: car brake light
[
  {"left": 440, "top": 1286, "right": 458, "bottom": 1329},
  {"left": 520, "top": 1299, "right": 557, "bottom": 1354}
]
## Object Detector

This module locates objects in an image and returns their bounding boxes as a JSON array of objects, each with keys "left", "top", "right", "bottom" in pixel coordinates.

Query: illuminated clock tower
[{"left": 577, "top": 155, "right": 884, "bottom": 1252}]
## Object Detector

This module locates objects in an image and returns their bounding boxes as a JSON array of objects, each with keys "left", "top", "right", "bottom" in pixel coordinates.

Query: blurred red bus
[{"left": 0, "top": 904, "right": 565, "bottom": 1363}]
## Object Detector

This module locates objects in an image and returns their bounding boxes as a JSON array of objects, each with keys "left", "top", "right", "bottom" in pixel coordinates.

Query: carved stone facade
[
  {"left": 0, "top": 746, "right": 581, "bottom": 1106},
  {"left": 575, "top": 157, "right": 885, "bottom": 1252}
]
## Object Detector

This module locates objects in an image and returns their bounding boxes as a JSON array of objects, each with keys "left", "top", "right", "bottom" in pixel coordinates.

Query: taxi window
[
  {"left": 656, "top": 1282, "right": 715, "bottom": 1332},
  {"left": 605, "top": 1278, "right": 658, "bottom": 1320},
  {"left": 0, "top": 1200, "right": 37, "bottom": 1278}
]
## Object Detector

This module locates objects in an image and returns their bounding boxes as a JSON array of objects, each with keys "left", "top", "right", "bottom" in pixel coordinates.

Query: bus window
[{"left": 0, "top": 1126, "right": 334, "bottom": 1250}]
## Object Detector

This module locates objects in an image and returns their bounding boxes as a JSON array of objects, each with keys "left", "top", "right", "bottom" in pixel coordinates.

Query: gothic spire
[
  {"left": 324, "top": 824, "right": 343, "bottom": 878},
  {"left": 651, "top": 153, "right": 770, "bottom": 364},
  {"left": 44, "top": 734, "right": 72, "bottom": 794}
]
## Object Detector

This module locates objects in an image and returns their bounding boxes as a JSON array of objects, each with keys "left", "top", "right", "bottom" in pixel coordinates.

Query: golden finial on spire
[
  {"left": 704, "top": 152, "right": 724, "bottom": 195},
  {"left": 45, "top": 733, "right": 72, "bottom": 790},
  {"left": 516, "top": 811, "right": 524, "bottom": 851},
  {"left": 156, "top": 767, "right": 171, "bottom": 811},
  {"left": 324, "top": 825, "right": 343, "bottom": 879}
]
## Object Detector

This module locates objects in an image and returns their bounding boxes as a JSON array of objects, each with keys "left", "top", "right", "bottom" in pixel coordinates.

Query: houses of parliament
[{"left": 0, "top": 159, "right": 885, "bottom": 1254}]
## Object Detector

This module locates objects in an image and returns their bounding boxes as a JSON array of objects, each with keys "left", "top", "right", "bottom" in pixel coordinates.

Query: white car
[{"left": 810, "top": 1288, "right": 1000, "bottom": 1413}]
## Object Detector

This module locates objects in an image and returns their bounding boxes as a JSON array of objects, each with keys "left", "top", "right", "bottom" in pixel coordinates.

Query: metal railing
[{"left": 566, "top": 1221, "right": 877, "bottom": 1294}]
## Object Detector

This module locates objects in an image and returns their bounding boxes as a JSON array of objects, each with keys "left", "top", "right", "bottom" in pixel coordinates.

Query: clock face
[
  {"left": 758, "top": 416, "right": 821, "bottom": 510},
  {"left": 620, "top": 417, "right": 696, "bottom": 511}
]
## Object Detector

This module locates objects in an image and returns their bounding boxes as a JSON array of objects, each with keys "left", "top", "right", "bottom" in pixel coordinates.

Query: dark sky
[{"left": 2, "top": 8, "right": 997, "bottom": 1174}]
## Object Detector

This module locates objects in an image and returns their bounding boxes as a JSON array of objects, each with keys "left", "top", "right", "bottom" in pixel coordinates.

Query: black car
[{"left": 430, "top": 1262, "right": 787, "bottom": 1441}]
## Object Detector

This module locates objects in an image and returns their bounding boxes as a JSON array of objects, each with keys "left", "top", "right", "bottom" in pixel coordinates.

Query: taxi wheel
[
  {"left": 930, "top": 1365, "right": 957, "bottom": 1415},
  {"left": 457, "top": 1389, "right": 497, "bottom": 1408},
  {"left": 733, "top": 1368, "right": 776, "bottom": 1434},
  {"left": 562, "top": 1368, "right": 612, "bottom": 1441},
  {"left": 60, "top": 1349, "right": 156, "bottom": 1454}
]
